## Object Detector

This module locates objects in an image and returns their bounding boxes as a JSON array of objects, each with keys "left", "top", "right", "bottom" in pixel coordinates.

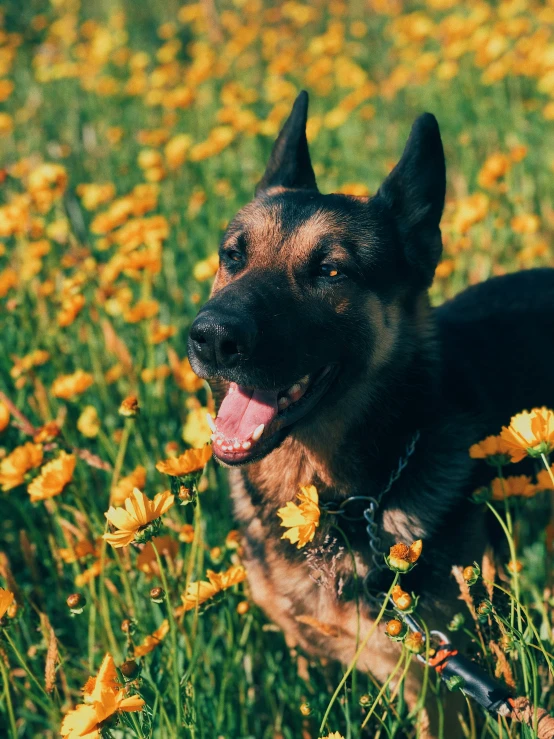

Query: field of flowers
[{"left": 2, "top": 0, "right": 554, "bottom": 736}]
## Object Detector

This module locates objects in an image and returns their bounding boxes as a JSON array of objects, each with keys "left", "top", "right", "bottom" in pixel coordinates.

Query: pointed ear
[
  {"left": 377, "top": 113, "right": 446, "bottom": 287},
  {"left": 255, "top": 90, "right": 318, "bottom": 194}
]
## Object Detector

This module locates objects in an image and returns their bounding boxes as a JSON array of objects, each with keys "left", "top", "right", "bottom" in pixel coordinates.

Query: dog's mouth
[{"left": 208, "top": 365, "right": 338, "bottom": 465}]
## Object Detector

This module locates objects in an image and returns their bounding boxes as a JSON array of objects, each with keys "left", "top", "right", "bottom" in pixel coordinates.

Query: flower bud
[
  {"left": 391, "top": 584, "right": 413, "bottom": 611},
  {"left": 386, "top": 540, "right": 422, "bottom": 573},
  {"left": 121, "top": 618, "right": 136, "bottom": 634},
  {"left": 462, "top": 564, "right": 480, "bottom": 586},
  {"left": 66, "top": 593, "right": 86, "bottom": 614},
  {"left": 119, "top": 395, "right": 140, "bottom": 417},
  {"left": 477, "top": 600, "right": 493, "bottom": 619},
  {"left": 120, "top": 659, "right": 141, "bottom": 679},
  {"left": 446, "top": 675, "right": 465, "bottom": 692},
  {"left": 236, "top": 601, "right": 250, "bottom": 615},
  {"left": 359, "top": 694, "right": 371, "bottom": 707},
  {"left": 150, "top": 586, "right": 165, "bottom": 603},
  {"left": 447, "top": 613, "right": 465, "bottom": 632},
  {"left": 405, "top": 631, "right": 424, "bottom": 654},
  {"left": 508, "top": 559, "right": 523, "bottom": 573},
  {"left": 385, "top": 618, "right": 403, "bottom": 637},
  {"left": 299, "top": 702, "right": 311, "bottom": 716}
]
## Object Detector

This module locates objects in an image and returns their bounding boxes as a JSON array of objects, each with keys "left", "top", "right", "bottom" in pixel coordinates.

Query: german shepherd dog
[{"left": 188, "top": 91, "right": 554, "bottom": 730}]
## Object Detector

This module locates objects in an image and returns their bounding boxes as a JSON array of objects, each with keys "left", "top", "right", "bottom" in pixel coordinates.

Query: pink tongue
[{"left": 215, "top": 384, "right": 279, "bottom": 441}]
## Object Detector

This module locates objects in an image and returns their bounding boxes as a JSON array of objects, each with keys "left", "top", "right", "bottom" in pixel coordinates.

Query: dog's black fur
[{"left": 188, "top": 91, "right": 554, "bottom": 730}]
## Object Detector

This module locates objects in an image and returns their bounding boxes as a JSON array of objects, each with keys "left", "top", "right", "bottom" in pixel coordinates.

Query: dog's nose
[{"left": 189, "top": 311, "right": 257, "bottom": 369}]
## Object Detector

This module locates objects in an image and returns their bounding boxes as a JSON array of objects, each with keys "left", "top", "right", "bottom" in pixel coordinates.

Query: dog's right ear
[{"left": 255, "top": 90, "right": 318, "bottom": 194}]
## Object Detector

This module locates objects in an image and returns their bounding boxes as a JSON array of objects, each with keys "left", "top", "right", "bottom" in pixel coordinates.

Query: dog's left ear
[
  {"left": 256, "top": 90, "right": 318, "bottom": 194},
  {"left": 377, "top": 113, "right": 445, "bottom": 287}
]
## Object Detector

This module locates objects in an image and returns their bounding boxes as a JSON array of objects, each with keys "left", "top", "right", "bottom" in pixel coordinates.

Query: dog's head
[{"left": 188, "top": 91, "right": 445, "bottom": 466}]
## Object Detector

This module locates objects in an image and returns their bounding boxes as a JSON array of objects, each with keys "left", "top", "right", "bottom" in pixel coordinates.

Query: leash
[
  {"left": 394, "top": 603, "right": 554, "bottom": 737},
  {"left": 321, "top": 430, "right": 421, "bottom": 572}
]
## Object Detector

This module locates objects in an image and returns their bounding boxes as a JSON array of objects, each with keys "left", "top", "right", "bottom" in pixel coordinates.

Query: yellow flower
[
  {"left": 277, "top": 485, "right": 320, "bottom": 549},
  {"left": 0, "top": 588, "right": 15, "bottom": 619},
  {"left": 177, "top": 564, "right": 246, "bottom": 613},
  {"left": 0, "top": 442, "right": 43, "bottom": 491},
  {"left": 500, "top": 407, "right": 554, "bottom": 462},
  {"left": 391, "top": 584, "right": 413, "bottom": 610},
  {"left": 111, "top": 465, "right": 147, "bottom": 506},
  {"left": 491, "top": 476, "right": 536, "bottom": 500},
  {"left": 156, "top": 445, "right": 212, "bottom": 476},
  {"left": 103, "top": 488, "right": 174, "bottom": 548},
  {"left": 0, "top": 402, "right": 9, "bottom": 433},
  {"left": 28, "top": 451, "right": 76, "bottom": 502},
  {"left": 179, "top": 524, "right": 195, "bottom": 543},
  {"left": 319, "top": 733, "right": 345, "bottom": 739},
  {"left": 469, "top": 435, "right": 511, "bottom": 461},
  {"left": 183, "top": 406, "right": 213, "bottom": 448},
  {"left": 75, "top": 560, "right": 104, "bottom": 588},
  {"left": 387, "top": 540, "right": 422, "bottom": 572},
  {"left": 59, "top": 538, "right": 100, "bottom": 564},
  {"left": 133, "top": 620, "right": 170, "bottom": 658},
  {"left": 77, "top": 406, "right": 100, "bottom": 438},
  {"left": 52, "top": 370, "right": 94, "bottom": 400},
  {"left": 60, "top": 653, "right": 144, "bottom": 739}
]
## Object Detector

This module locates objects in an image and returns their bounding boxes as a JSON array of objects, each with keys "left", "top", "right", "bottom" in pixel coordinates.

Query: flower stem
[
  {"left": 0, "top": 650, "right": 17, "bottom": 739},
  {"left": 540, "top": 453, "right": 554, "bottom": 486},
  {"left": 3, "top": 630, "right": 53, "bottom": 703},
  {"left": 319, "top": 572, "right": 399, "bottom": 734},
  {"left": 151, "top": 541, "right": 181, "bottom": 732},
  {"left": 486, "top": 501, "right": 522, "bottom": 632},
  {"left": 361, "top": 648, "right": 409, "bottom": 729}
]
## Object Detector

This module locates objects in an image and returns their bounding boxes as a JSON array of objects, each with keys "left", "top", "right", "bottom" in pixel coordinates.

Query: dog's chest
[{"left": 228, "top": 469, "right": 405, "bottom": 676}]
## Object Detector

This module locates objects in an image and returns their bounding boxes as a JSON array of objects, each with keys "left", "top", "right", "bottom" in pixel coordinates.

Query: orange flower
[
  {"left": 0, "top": 442, "right": 43, "bottom": 491},
  {"left": 33, "top": 421, "right": 61, "bottom": 443},
  {"left": 60, "top": 653, "right": 144, "bottom": 739},
  {"left": 75, "top": 560, "right": 104, "bottom": 588},
  {"left": 133, "top": 620, "right": 170, "bottom": 657},
  {"left": 103, "top": 488, "right": 174, "bottom": 548},
  {"left": 52, "top": 370, "right": 94, "bottom": 400},
  {"left": 136, "top": 536, "right": 178, "bottom": 578},
  {"left": 28, "top": 451, "right": 76, "bottom": 502},
  {"left": 469, "top": 435, "right": 511, "bottom": 461},
  {"left": 0, "top": 588, "right": 15, "bottom": 619},
  {"left": 156, "top": 445, "right": 212, "bottom": 476},
  {"left": 391, "top": 584, "right": 413, "bottom": 611},
  {"left": 491, "top": 476, "right": 536, "bottom": 500},
  {"left": 277, "top": 485, "right": 320, "bottom": 549},
  {"left": 111, "top": 465, "right": 147, "bottom": 506},
  {"left": 59, "top": 538, "right": 100, "bottom": 564},
  {"left": 536, "top": 465, "right": 554, "bottom": 491},
  {"left": 77, "top": 406, "right": 100, "bottom": 438},
  {"left": 179, "top": 524, "right": 195, "bottom": 543},
  {"left": 500, "top": 407, "right": 554, "bottom": 462},
  {"left": 0, "top": 401, "right": 9, "bottom": 432},
  {"left": 387, "top": 540, "right": 422, "bottom": 572},
  {"left": 477, "top": 153, "right": 510, "bottom": 189}
]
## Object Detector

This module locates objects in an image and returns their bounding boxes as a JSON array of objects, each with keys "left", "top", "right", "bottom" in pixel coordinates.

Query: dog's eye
[
  {"left": 318, "top": 263, "right": 342, "bottom": 279},
  {"left": 224, "top": 250, "right": 243, "bottom": 263}
]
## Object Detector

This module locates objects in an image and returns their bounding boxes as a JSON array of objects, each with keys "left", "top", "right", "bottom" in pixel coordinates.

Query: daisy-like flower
[
  {"left": 177, "top": 564, "right": 246, "bottom": 614},
  {"left": 277, "top": 485, "right": 320, "bottom": 549},
  {"left": 0, "top": 588, "right": 15, "bottom": 619},
  {"left": 469, "top": 435, "right": 511, "bottom": 465},
  {"left": 133, "top": 620, "right": 170, "bottom": 658},
  {"left": 59, "top": 538, "right": 101, "bottom": 564},
  {"left": 319, "top": 733, "right": 346, "bottom": 739},
  {"left": 103, "top": 488, "right": 174, "bottom": 548},
  {"left": 0, "top": 442, "right": 43, "bottom": 491},
  {"left": 52, "top": 370, "right": 94, "bottom": 400},
  {"left": 155, "top": 445, "right": 212, "bottom": 477},
  {"left": 500, "top": 407, "right": 554, "bottom": 462},
  {"left": 536, "top": 465, "right": 554, "bottom": 492},
  {"left": 60, "top": 653, "right": 144, "bottom": 739},
  {"left": 28, "top": 451, "right": 76, "bottom": 502},
  {"left": 387, "top": 540, "right": 422, "bottom": 572},
  {"left": 491, "top": 475, "right": 536, "bottom": 500}
]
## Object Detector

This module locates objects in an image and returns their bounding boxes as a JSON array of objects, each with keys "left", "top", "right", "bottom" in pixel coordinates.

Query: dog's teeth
[
  {"left": 242, "top": 441, "right": 251, "bottom": 450},
  {"left": 278, "top": 396, "right": 290, "bottom": 410},
  {"left": 252, "top": 424, "right": 265, "bottom": 442},
  {"left": 215, "top": 438, "right": 222, "bottom": 446},
  {"left": 298, "top": 375, "right": 310, "bottom": 386},
  {"left": 233, "top": 442, "right": 241, "bottom": 450},
  {"left": 206, "top": 414, "right": 216, "bottom": 433}
]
